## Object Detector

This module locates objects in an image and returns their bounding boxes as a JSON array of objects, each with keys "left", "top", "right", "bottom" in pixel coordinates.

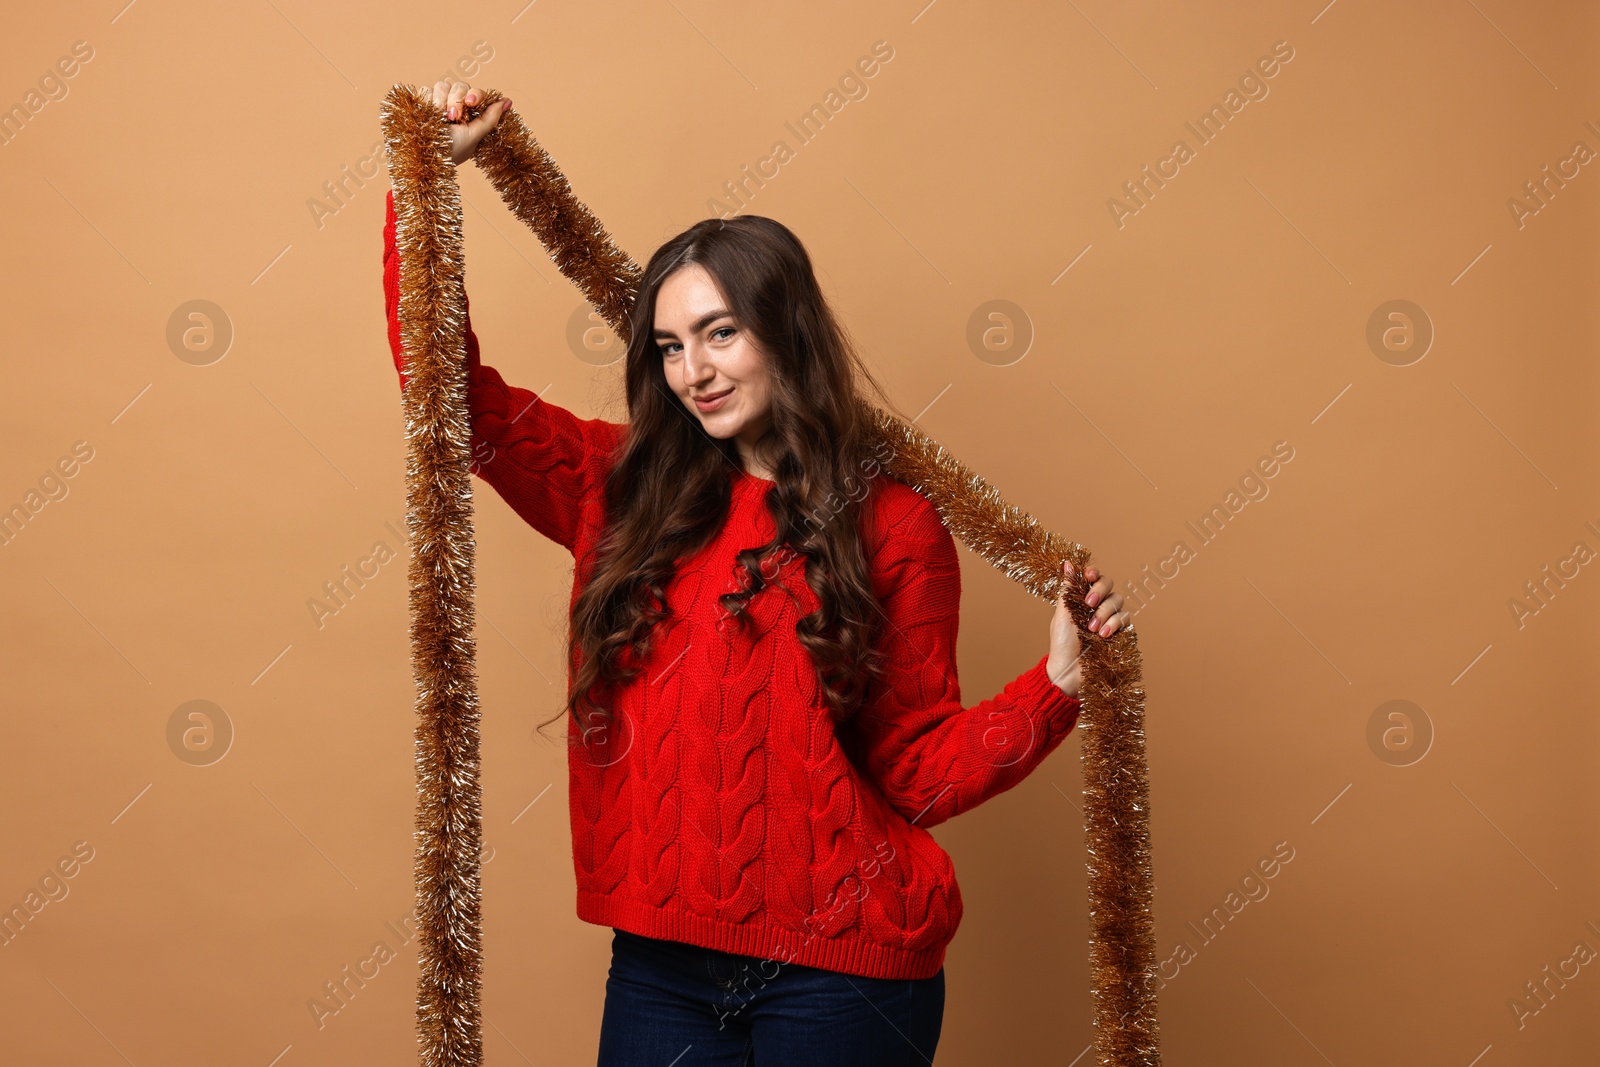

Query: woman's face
[{"left": 654, "top": 263, "right": 775, "bottom": 463}]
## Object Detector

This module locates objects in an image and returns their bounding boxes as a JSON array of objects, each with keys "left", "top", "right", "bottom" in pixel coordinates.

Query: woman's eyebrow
[{"left": 653, "top": 308, "right": 733, "bottom": 339}]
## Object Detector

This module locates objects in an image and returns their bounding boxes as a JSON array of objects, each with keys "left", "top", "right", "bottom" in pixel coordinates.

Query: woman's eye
[{"left": 658, "top": 328, "right": 731, "bottom": 355}]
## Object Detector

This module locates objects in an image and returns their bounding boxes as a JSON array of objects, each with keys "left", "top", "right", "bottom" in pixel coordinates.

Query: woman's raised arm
[{"left": 382, "top": 186, "right": 624, "bottom": 553}]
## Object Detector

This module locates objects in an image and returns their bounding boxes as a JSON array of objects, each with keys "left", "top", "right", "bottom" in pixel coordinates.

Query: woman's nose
[{"left": 681, "top": 347, "right": 714, "bottom": 385}]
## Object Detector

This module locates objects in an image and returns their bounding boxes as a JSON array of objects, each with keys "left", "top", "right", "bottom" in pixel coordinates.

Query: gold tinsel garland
[{"left": 380, "top": 83, "right": 1160, "bottom": 1067}]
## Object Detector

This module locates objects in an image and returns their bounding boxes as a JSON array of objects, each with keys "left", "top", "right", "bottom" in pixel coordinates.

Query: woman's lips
[{"left": 693, "top": 388, "right": 732, "bottom": 413}]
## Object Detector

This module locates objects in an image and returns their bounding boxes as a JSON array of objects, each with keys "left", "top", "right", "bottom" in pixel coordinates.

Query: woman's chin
[{"left": 694, "top": 412, "right": 742, "bottom": 438}]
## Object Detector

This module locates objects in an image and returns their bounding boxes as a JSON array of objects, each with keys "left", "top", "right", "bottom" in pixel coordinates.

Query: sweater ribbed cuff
[{"left": 1012, "top": 653, "right": 1083, "bottom": 735}]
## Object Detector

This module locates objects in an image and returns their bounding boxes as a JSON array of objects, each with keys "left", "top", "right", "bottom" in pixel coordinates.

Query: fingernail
[{"left": 503, "top": 98, "right": 513, "bottom": 111}]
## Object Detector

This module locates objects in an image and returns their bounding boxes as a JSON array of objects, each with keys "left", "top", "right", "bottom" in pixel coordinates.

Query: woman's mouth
[{"left": 693, "top": 387, "right": 733, "bottom": 413}]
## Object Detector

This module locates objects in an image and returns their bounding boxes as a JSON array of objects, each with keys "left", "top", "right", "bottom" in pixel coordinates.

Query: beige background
[{"left": 2, "top": 1, "right": 1597, "bottom": 1063}]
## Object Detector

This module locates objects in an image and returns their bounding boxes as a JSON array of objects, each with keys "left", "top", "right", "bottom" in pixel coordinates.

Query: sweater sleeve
[
  {"left": 382, "top": 187, "right": 624, "bottom": 552},
  {"left": 843, "top": 493, "right": 1082, "bottom": 830}
]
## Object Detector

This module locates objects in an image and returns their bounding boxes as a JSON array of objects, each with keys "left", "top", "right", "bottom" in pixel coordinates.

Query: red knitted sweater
[{"left": 381, "top": 189, "right": 1080, "bottom": 979}]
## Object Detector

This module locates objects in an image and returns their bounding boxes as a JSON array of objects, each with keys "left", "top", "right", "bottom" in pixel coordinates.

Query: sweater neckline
[{"left": 733, "top": 467, "right": 775, "bottom": 490}]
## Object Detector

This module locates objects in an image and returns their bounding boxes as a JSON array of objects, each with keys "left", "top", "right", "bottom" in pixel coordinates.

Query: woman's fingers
[
  {"left": 1103, "top": 609, "right": 1131, "bottom": 636},
  {"left": 1062, "top": 559, "right": 1132, "bottom": 637},
  {"left": 1091, "top": 593, "right": 1127, "bottom": 635},
  {"left": 475, "top": 97, "right": 510, "bottom": 131},
  {"left": 1091, "top": 591, "right": 1118, "bottom": 632},
  {"left": 426, "top": 79, "right": 480, "bottom": 122},
  {"left": 446, "top": 80, "right": 472, "bottom": 120}
]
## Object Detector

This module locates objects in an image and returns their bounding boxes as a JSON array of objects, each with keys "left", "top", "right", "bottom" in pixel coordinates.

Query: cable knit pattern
[{"left": 382, "top": 189, "right": 1081, "bottom": 980}]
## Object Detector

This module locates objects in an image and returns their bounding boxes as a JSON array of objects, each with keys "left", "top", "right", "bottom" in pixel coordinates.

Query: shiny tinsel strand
[{"left": 382, "top": 85, "right": 485, "bottom": 1067}]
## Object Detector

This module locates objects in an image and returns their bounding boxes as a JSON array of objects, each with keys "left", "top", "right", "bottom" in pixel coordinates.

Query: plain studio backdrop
[{"left": 1, "top": 2, "right": 1596, "bottom": 1064}]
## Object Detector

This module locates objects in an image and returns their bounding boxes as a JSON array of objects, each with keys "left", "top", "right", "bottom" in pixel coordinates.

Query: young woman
[{"left": 383, "top": 80, "right": 1129, "bottom": 1067}]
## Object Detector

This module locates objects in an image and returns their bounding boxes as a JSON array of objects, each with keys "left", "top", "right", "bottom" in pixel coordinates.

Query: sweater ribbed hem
[{"left": 577, "top": 890, "right": 949, "bottom": 980}]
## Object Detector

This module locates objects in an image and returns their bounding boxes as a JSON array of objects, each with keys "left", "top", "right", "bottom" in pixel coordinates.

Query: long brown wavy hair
[{"left": 538, "top": 214, "right": 900, "bottom": 744}]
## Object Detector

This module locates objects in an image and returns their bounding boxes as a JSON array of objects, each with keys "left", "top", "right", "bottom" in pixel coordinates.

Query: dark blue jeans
[{"left": 596, "top": 927, "right": 945, "bottom": 1066}]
